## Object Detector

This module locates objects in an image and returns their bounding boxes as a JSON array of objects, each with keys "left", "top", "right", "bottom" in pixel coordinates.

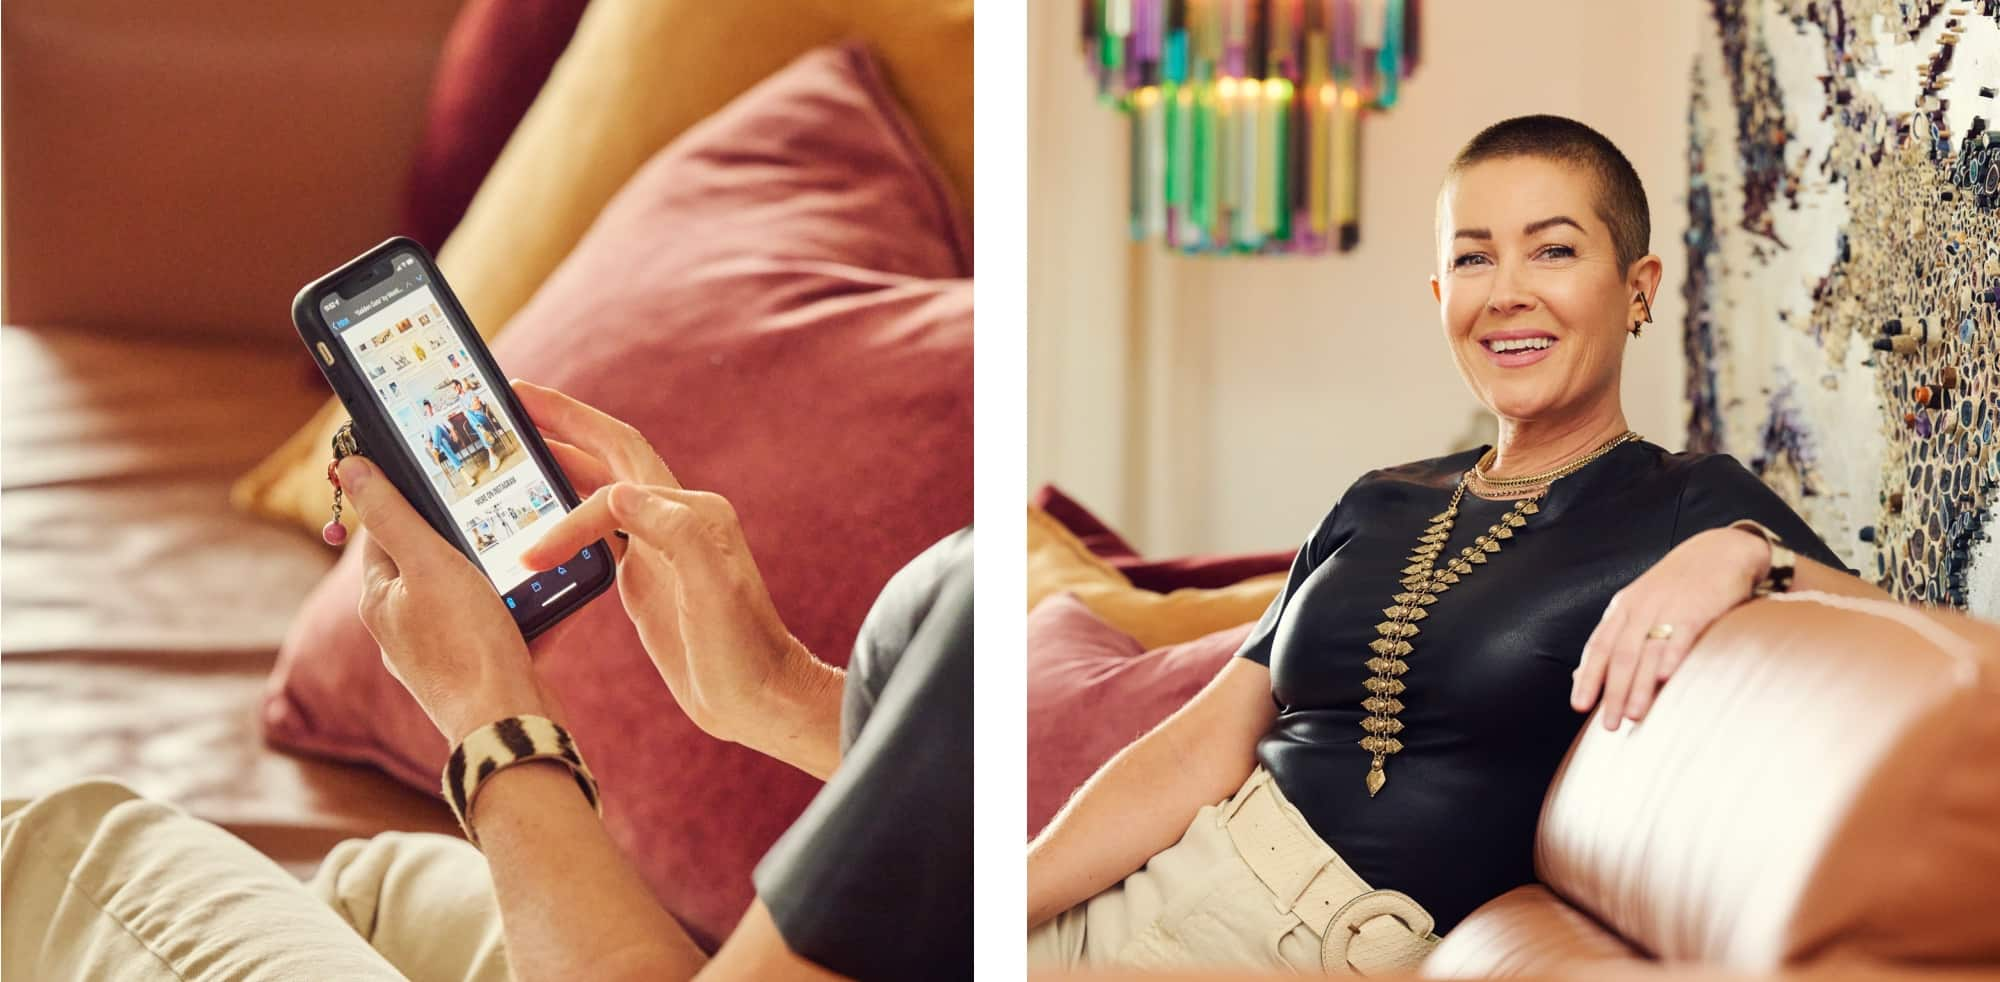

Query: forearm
[
  {"left": 473, "top": 762, "right": 708, "bottom": 982},
  {"left": 1026, "top": 718, "right": 1257, "bottom": 929}
]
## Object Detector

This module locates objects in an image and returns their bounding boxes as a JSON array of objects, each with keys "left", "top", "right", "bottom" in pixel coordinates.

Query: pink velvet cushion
[
  {"left": 264, "top": 43, "right": 971, "bottom": 950},
  {"left": 1029, "top": 484, "right": 1296, "bottom": 592},
  {"left": 1026, "top": 593, "right": 1250, "bottom": 837}
]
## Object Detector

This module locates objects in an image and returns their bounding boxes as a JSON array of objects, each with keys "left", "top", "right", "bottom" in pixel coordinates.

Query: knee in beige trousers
[
  {"left": 1026, "top": 800, "right": 1326, "bottom": 972},
  {"left": 1028, "top": 767, "right": 1441, "bottom": 975},
  {"left": 2, "top": 780, "right": 510, "bottom": 982}
]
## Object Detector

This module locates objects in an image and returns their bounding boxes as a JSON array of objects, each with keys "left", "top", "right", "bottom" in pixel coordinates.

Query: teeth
[{"left": 1486, "top": 336, "right": 1554, "bottom": 353}]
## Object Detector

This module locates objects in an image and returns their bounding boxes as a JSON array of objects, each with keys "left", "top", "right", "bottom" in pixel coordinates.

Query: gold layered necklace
[{"left": 1360, "top": 429, "right": 1641, "bottom": 797}]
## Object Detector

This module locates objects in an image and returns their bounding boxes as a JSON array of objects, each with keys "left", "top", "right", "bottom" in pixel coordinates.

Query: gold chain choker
[{"left": 1468, "top": 430, "right": 1641, "bottom": 491}]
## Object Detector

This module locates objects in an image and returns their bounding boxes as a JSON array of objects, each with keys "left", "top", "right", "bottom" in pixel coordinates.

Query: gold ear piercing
[{"left": 1630, "top": 291, "right": 1654, "bottom": 337}]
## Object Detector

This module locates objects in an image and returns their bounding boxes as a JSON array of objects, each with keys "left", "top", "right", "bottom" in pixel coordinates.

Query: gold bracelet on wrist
[{"left": 442, "top": 715, "right": 601, "bottom": 847}]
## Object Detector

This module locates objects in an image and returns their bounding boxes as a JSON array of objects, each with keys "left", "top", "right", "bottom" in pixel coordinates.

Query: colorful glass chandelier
[{"left": 1082, "top": 0, "right": 1421, "bottom": 255}]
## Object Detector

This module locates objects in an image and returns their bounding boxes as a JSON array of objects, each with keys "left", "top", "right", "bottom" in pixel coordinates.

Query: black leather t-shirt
[{"left": 1235, "top": 441, "right": 1849, "bottom": 934}]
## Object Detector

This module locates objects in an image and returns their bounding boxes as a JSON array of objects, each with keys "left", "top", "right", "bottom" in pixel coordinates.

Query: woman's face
[{"left": 1430, "top": 156, "right": 1655, "bottom": 427}]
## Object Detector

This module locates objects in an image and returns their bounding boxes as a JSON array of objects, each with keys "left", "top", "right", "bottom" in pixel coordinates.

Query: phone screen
[{"left": 319, "top": 253, "right": 585, "bottom": 602}]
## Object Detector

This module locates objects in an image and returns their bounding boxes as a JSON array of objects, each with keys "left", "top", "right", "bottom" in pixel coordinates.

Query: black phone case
[{"left": 292, "top": 236, "right": 613, "bottom": 640}]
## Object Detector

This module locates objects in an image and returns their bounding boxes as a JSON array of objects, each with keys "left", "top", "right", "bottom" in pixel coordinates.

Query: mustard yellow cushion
[
  {"left": 1027, "top": 506, "right": 1287, "bottom": 650},
  {"left": 232, "top": 0, "right": 974, "bottom": 534}
]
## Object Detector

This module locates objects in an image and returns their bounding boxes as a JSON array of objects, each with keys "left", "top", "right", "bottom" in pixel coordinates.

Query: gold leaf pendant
[{"left": 1357, "top": 463, "right": 1573, "bottom": 798}]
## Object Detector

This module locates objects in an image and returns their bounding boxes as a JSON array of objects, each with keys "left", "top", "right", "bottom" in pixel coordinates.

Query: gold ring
[{"left": 1645, "top": 624, "right": 1675, "bottom": 641}]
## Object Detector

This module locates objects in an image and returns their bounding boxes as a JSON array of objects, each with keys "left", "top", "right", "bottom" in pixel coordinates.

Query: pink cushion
[
  {"left": 1029, "top": 483, "right": 1296, "bottom": 592},
  {"left": 264, "top": 43, "right": 971, "bottom": 950},
  {"left": 402, "top": 0, "right": 593, "bottom": 251},
  {"left": 1025, "top": 594, "right": 1250, "bottom": 837}
]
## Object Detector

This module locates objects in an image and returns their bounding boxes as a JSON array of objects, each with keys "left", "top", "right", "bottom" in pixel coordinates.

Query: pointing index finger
[{"left": 519, "top": 485, "right": 622, "bottom": 571}]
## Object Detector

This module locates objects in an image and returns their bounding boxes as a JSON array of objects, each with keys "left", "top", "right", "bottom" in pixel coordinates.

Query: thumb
[{"left": 337, "top": 457, "right": 444, "bottom": 573}]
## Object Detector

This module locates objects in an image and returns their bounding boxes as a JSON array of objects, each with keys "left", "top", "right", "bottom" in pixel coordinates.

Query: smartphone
[{"left": 293, "top": 237, "right": 613, "bottom": 639}]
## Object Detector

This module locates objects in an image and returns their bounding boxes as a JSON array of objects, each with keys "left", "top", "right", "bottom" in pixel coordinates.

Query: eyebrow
[{"left": 1452, "top": 215, "right": 1586, "bottom": 242}]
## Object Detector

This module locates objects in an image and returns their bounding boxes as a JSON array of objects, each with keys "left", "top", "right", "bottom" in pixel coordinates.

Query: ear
[
  {"left": 1430, "top": 274, "right": 1442, "bottom": 304},
  {"left": 1627, "top": 254, "right": 1665, "bottom": 321}
]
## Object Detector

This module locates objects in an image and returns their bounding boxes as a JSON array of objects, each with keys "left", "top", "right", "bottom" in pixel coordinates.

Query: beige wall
[{"left": 1029, "top": 2, "right": 1704, "bottom": 556}]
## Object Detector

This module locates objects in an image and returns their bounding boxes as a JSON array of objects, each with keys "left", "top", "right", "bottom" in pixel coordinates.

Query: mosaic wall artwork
[{"left": 1685, "top": 0, "right": 2000, "bottom": 613}]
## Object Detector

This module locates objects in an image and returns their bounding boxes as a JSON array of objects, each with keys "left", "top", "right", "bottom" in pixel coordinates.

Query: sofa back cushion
[
  {"left": 2, "top": 0, "right": 460, "bottom": 343},
  {"left": 1529, "top": 593, "right": 2000, "bottom": 969}
]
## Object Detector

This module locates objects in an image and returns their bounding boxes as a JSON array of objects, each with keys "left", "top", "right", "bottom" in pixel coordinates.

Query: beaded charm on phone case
[{"left": 323, "top": 421, "right": 362, "bottom": 545}]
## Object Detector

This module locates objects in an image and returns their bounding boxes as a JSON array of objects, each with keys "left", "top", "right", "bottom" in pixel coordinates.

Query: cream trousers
[
  {"left": 1028, "top": 767, "right": 1442, "bottom": 975},
  {"left": 2, "top": 780, "right": 510, "bottom": 982}
]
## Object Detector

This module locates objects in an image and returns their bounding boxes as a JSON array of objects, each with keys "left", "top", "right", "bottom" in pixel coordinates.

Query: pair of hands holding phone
[{"left": 333, "top": 379, "right": 810, "bottom": 750}]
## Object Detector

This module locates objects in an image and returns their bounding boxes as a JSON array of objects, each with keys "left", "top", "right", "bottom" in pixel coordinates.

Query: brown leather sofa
[
  {"left": 1425, "top": 591, "right": 2000, "bottom": 977},
  {"left": 2, "top": 0, "right": 469, "bottom": 873},
  {"left": 1037, "top": 590, "right": 2000, "bottom": 980}
]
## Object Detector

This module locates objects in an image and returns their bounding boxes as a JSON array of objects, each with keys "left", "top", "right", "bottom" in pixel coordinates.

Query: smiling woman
[
  {"left": 1026, "top": 114, "right": 1890, "bottom": 975},
  {"left": 1431, "top": 120, "right": 1663, "bottom": 466}
]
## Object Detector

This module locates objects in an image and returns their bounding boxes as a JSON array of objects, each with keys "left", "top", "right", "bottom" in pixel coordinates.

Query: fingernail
[{"left": 337, "top": 457, "right": 370, "bottom": 490}]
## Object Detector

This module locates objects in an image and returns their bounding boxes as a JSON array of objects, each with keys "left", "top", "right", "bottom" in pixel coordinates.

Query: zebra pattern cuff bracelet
[{"left": 442, "top": 714, "right": 601, "bottom": 847}]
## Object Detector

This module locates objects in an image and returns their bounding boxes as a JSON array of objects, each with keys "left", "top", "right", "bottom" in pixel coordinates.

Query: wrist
[
  {"left": 1724, "top": 525, "right": 1772, "bottom": 584},
  {"left": 444, "top": 714, "right": 602, "bottom": 846},
  {"left": 438, "top": 686, "right": 555, "bottom": 746},
  {"left": 776, "top": 638, "right": 842, "bottom": 709},
  {"left": 1725, "top": 519, "right": 1796, "bottom": 598},
  {"left": 729, "top": 637, "right": 844, "bottom": 777},
  {"left": 462, "top": 755, "right": 588, "bottom": 828}
]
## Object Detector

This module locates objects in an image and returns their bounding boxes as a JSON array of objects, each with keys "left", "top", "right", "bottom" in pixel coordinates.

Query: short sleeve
[
  {"left": 752, "top": 530, "right": 972, "bottom": 979},
  {"left": 838, "top": 528, "right": 972, "bottom": 750},
  {"left": 1235, "top": 493, "right": 1353, "bottom": 666},
  {"left": 1672, "top": 454, "right": 1856, "bottom": 576}
]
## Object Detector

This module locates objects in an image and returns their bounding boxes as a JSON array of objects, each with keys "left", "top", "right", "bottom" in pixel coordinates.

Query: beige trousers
[
  {"left": 2, "top": 780, "right": 510, "bottom": 982},
  {"left": 1028, "top": 767, "right": 1442, "bottom": 975}
]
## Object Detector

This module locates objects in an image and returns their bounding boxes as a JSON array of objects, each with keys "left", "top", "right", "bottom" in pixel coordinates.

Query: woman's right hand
[{"left": 510, "top": 381, "right": 842, "bottom": 777}]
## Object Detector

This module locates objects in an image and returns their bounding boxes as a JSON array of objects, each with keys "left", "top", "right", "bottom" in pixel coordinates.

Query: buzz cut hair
[{"left": 1439, "top": 114, "right": 1651, "bottom": 272}]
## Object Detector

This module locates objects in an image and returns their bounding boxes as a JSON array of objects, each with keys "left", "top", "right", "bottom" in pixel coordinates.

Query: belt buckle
[{"left": 1319, "top": 889, "right": 1436, "bottom": 975}]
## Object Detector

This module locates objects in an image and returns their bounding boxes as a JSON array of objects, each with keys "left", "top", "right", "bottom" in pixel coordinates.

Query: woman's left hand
[
  {"left": 336, "top": 455, "right": 556, "bottom": 744},
  {"left": 1571, "top": 526, "right": 1768, "bottom": 730}
]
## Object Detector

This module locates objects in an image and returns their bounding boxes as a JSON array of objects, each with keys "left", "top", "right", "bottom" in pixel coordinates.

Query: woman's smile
[{"left": 1478, "top": 331, "right": 1559, "bottom": 368}]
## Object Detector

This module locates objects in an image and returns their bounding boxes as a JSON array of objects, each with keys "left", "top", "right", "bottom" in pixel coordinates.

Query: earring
[{"left": 1630, "top": 291, "right": 1654, "bottom": 337}]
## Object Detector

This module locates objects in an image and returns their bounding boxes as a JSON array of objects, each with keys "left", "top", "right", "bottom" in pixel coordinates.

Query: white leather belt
[{"left": 1219, "top": 767, "right": 1440, "bottom": 975}]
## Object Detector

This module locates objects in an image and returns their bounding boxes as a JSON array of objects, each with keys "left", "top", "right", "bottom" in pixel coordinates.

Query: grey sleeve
[{"left": 752, "top": 529, "right": 973, "bottom": 980}]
